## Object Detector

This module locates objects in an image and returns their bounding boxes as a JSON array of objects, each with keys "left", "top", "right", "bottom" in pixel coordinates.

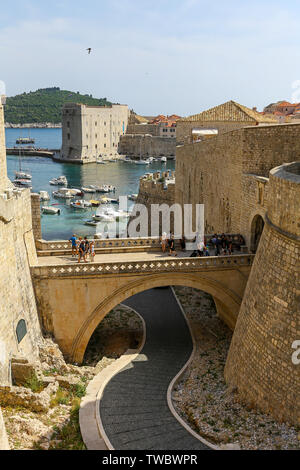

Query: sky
[{"left": 1, "top": 0, "right": 300, "bottom": 116}]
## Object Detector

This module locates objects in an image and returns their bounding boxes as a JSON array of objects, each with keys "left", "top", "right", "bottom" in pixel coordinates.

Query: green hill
[{"left": 5, "top": 87, "right": 113, "bottom": 124}]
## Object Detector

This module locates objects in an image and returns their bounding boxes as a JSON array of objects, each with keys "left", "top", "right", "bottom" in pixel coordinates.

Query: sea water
[{"left": 5, "top": 128, "right": 175, "bottom": 240}]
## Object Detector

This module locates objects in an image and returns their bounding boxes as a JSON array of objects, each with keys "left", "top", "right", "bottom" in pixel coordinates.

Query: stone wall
[
  {"left": 0, "top": 102, "right": 43, "bottom": 386},
  {"left": 176, "top": 120, "right": 255, "bottom": 145},
  {"left": 126, "top": 123, "right": 160, "bottom": 136},
  {"left": 31, "top": 194, "right": 42, "bottom": 241},
  {"left": 224, "top": 162, "right": 300, "bottom": 426},
  {"left": 176, "top": 123, "right": 300, "bottom": 247},
  {"left": 118, "top": 134, "right": 176, "bottom": 158}
]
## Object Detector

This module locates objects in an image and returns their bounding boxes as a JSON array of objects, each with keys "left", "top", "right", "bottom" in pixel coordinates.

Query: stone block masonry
[
  {"left": 31, "top": 193, "right": 42, "bottom": 241},
  {"left": 224, "top": 162, "right": 300, "bottom": 426}
]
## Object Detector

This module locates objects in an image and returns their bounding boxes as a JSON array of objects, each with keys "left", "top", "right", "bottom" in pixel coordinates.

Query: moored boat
[{"left": 41, "top": 206, "right": 61, "bottom": 215}]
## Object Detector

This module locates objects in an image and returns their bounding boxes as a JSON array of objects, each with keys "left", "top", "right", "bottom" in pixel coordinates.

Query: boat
[
  {"left": 105, "top": 197, "right": 119, "bottom": 204},
  {"left": 96, "top": 157, "right": 106, "bottom": 164},
  {"left": 84, "top": 220, "right": 98, "bottom": 226},
  {"left": 161, "top": 156, "right": 167, "bottom": 163},
  {"left": 15, "top": 171, "right": 32, "bottom": 180},
  {"left": 52, "top": 188, "right": 74, "bottom": 199},
  {"left": 96, "top": 185, "right": 116, "bottom": 193},
  {"left": 13, "top": 179, "right": 32, "bottom": 188},
  {"left": 89, "top": 200, "right": 101, "bottom": 207},
  {"left": 81, "top": 187, "right": 96, "bottom": 193},
  {"left": 93, "top": 208, "right": 130, "bottom": 222},
  {"left": 128, "top": 194, "right": 138, "bottom": 201},
  {"left": 92, "top": 212, "right": 115, "bottom": 222},
  {"left": 16, "top": 137, "right": 35, "bottom": 145},
  {"left": 39, "top": 190, "right": 50, "bottom": 201},
  {"left": 49, "top": 176, "right": 68, "bottom": 186},
  {"left": 70, "top": 200, "right": 92, "bottom": 209},
  {"left": 41, "top": 206, "right": 61, "bottom": 215},
  {"left": 68, "top": 188, "right": 84, "bottom": 196},
  {"left": 135, "top": 159, "right": 150, "bottom": 165}
]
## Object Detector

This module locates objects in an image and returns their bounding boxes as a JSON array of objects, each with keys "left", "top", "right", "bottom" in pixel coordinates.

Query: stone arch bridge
[{"left": 31, "top": 237, "right": 254, "bottom": 363}]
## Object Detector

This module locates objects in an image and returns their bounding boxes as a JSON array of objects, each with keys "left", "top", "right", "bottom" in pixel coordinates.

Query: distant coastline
[{"left": 5, "top": 123, "right": 62, "bottom": 129}]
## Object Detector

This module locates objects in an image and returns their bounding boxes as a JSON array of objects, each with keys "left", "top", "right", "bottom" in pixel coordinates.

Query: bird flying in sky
[{"left": 87, "top": 48, "right": 92, "bottom": 54}]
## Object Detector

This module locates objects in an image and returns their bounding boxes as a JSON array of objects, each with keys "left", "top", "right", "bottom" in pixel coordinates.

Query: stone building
[
  {"left": 176, "top": 100, "right": 277, "bottom": 145},
  {"left": 60, "top": 103, "right": 129, "bottom": 163},
  {"left": 118, "top": 113, "right": 179, "bottom": 159}
]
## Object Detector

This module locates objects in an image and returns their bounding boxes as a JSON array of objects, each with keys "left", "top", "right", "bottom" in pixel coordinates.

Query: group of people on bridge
[{"left": 69, "top": 235, "right": 95, "bottom": 263}]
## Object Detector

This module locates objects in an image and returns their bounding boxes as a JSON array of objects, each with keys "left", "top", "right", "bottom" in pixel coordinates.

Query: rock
[
  {"left": 0, "top": 385, "right": 50, "bottom": 413},
  {"left": 38, "top": 338, "right": 68, "bottom": 374},
  {"left": 11, "top": 361, "right": 41, "bottom": 387},
  {"left": 55, "top": 375, "right": 80, "bottom": 389}
]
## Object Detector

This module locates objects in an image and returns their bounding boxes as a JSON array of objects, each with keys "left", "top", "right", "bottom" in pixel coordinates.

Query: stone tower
[{"left": 224, "top": 161, "right": 300, "bottom": 426}]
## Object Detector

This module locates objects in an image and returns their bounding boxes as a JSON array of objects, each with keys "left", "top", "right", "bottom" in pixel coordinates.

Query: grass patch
[
  {"left": 49, "top": 398, "right": 86, "bottom": 450},
  {"left": 25, "top": 374, "right": 45, "bottom": 393}
]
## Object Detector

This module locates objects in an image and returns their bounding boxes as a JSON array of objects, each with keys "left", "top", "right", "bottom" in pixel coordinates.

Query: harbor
[{"left": 5, "top": 127, "right": 175, "bottom": 240}]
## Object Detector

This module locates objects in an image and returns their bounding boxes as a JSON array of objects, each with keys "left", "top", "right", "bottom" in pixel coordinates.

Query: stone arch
[
  {"left": 250, "top": 214, "right": 265, "bottom": 253},
  {"left": 70, "top": 272, "right": 243, "bottom": 363}
]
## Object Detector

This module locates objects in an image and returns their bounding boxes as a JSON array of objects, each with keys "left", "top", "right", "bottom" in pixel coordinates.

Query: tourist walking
[
  {"left": 197, "top": 239, "right": 205, "bottom": 257},
  {"left": 180, "top": 235, "right": 186, "bottom": 251},
  {"left": 84, "top": 237, "right": 90, "bottom": 262},
  {"left": 69, "top": 234, "right": 77, "bottom": 257},
  {"left": 89, "top": 240, "right": 95, "bottom": 262},
  {"left": 161, "top": 232, "right": 167, "bottom": 253},
  {"left": 168, "top": 234, "right": 177, "bottom": 257},
  {"left": 78, "top": 237, "right": 85, "bottom": 263}
]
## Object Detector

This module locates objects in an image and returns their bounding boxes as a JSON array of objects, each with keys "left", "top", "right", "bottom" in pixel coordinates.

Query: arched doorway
[{"left": 251, "top": 215, "right": 265, "bottom": 253}]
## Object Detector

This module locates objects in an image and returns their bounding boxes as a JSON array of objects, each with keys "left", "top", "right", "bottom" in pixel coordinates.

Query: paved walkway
[{"left": 99, "top": 288, "right": 210, "bottom": 450}]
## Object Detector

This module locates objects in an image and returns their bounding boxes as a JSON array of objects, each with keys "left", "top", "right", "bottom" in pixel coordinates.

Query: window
[
  {"left": 67, "top": 133, "right": 70, "bottom": 140},
  {"left": 104, "top": 143, "right": 106, "bottom": 148},
  {"left": 95, "top": 121, "right": 97, "bottom": 126},
  {"left": 104, "top": 134, "right": 106, "bottom": 138},
  {"left": 67, "top": 121, "right": 70, "bottom": 128},
  {"left": 95, "top": 134, "right": 98, "bottom": 139},
  {"left": 104, "top": 122, "right": 106, "bottom": 126},
  {"left": 95, "top": 144, "right": 98, "bottom": 149},
  {"left": 16, "top": 319, "right": 27, "bottom": 344},
  {"left": 86, "top": 134, "right": 88, "bottom": 139}
]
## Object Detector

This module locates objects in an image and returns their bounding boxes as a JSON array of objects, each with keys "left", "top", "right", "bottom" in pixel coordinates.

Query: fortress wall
[
  {"left": 176, "top": 129, "right": 244, "bottom": 235},
  {"left": 224, "top": 162, "right": 300, "bottom": 426},
  {"left": 118, "top": 134, "right": 176, "bottom": 157},
  {"left": 176, "top": 124, "right": 300, "bottom": 242},
  {"left": 31, "top": 193, "right": 42, "bottom": 241},
  {"left": 0, "top": 104, "right": 43, "bottom": 385},
  {"left": 126, "top": 123, "right": 160, "bottom": 136},
  {"left": 176, "top": 120, "right": 253, "bottom": 145}
]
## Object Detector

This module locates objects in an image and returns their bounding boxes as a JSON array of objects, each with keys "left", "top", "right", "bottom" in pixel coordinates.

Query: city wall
[
  {"left": 176, "top": 123, "right": 300, "bottom": 247},
  {"left": 118, "top": 134, "right": 176, "bottom": 158},
  {"left": 225, "top": 162, "right": 300, "bottom": 426},
  {"left": 0, "top": 102, "right": 43, "bottom": 386}
]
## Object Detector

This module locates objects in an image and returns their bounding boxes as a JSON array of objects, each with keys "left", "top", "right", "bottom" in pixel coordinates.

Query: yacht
[
  {"left": 161, "top": 156, "right": 167, "bottom": 163},
  {"left": 15, "top": 171, "right": 32, "bottom": 180},
  {"left": 52, "top": 188, "right": 74, "bottom": 199},
  {"left": 49, "top": 176, "right": 68, "bottom": 186},
  {"left": 81, "top": 187, "right": 96, "bottom": 193},
  {"left": 70, "top": 200, "right": 92, "bottom": 210},
  {"left": 13, "top": 179, "right": 32, "bottom": 188}
]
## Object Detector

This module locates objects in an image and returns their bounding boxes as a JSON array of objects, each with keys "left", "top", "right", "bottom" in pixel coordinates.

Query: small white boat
[
  {"left": 68, "top": 188, "right": 84, "bottom": 196},
  {"left": 52, "top": 188, "right": 74, "bottom": 199},
  {"left": 50, "top": 176, "right": 68, "bottom": 186},
  {"left": 39, "top": 190, "right": 50, "bottom": 201},
  {"left": 84, "top": 220, "right": 98, "bottom": 226},
  {"left": 97, "top": 184, "right": 116, "bottom": 193},
  {"left": 135, "top": 160, "right": 150, "bottom": 165},
  {"left": 15, "top": 171, "right": 32, "bottom": 180},
  {"left": 41, "top": 206, "right": 61, "bottom": 215},
  {"left": 93, "top": 212, "right": 115, "bottom": 222},
  {"left": 161, "top": 156, "right": 167, "bottom": 163},
  {"left": 13, "top": 179, "right": 32, "bottom": 188},
  {"left": 70, "top": 200, "right": 92, "bottom": 209},
  {"left": 81, "top": 187, "right": 96, "bottom": 193}
]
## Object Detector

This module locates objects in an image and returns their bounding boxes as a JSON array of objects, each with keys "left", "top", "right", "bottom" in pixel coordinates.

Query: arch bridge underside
[{"left": 32, "top": 253, "right": 254, "bottom": 363}]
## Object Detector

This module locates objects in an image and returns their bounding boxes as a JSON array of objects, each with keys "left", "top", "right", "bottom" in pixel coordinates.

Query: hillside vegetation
[{"left": 5, "top": 87, "right": 113, "bottom": 124}]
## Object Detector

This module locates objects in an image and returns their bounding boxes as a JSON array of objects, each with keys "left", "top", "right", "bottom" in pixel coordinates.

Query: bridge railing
[
  {"left": 36, "top": 234, "right": 246, "bottom": 253},
  {"left": 32, "top": 254, "right": 255, "bottom": 279}
]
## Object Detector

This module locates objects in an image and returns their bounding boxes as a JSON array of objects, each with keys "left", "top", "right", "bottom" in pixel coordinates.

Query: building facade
[{"left": 61, "top": 103, "right": 129, "bottom": 163}]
